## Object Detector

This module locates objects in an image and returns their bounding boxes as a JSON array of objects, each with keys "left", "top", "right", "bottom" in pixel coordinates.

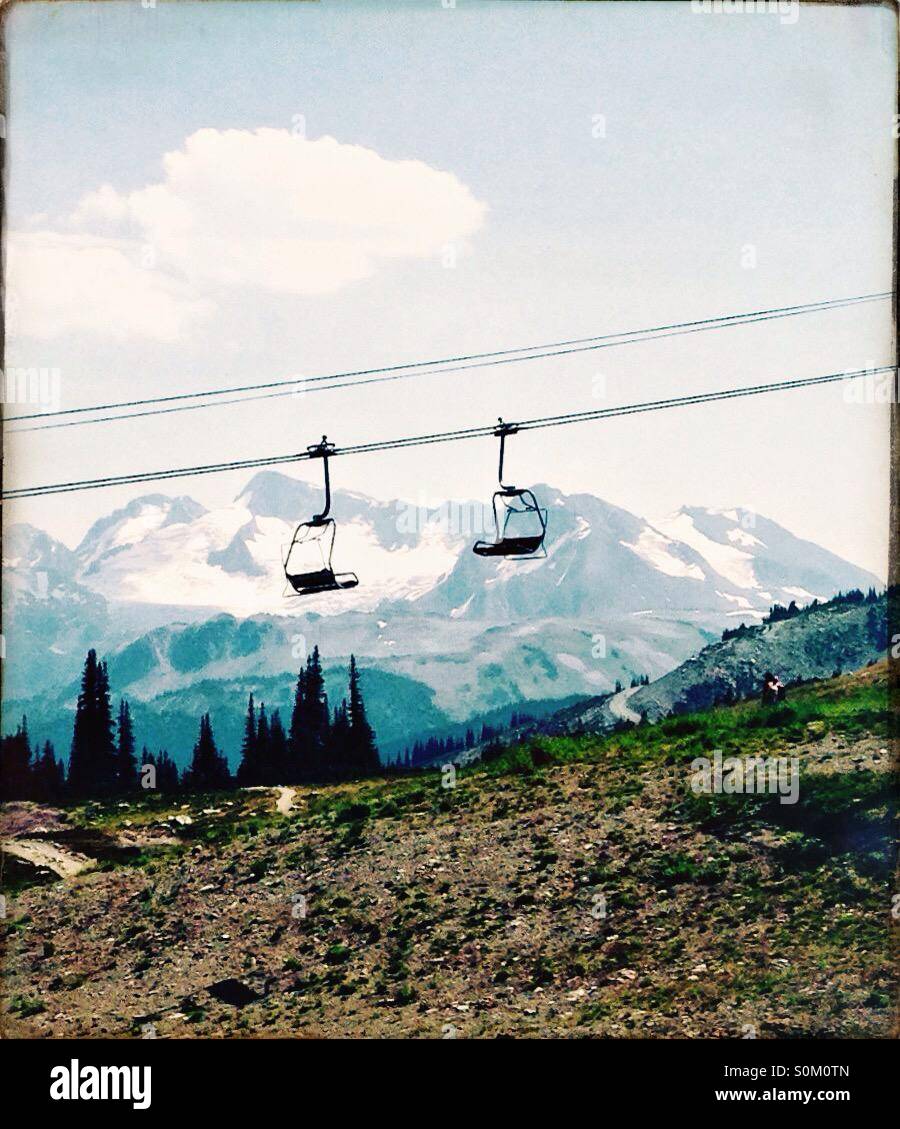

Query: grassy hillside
[{"left": 1, "top": 663, "right": 895, "bottom": 1038}]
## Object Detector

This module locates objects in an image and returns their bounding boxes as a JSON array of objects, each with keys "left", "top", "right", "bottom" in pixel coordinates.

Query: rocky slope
[{"left": 547, "top": 594, "right": 888, "bottom": 734}]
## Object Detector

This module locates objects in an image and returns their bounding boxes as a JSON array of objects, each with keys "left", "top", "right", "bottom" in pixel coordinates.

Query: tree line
[
  {"left": 721, "top": 587, "right": 885, "bottom": 642},
  {"left": 0, "top": 645, "right": 379, "bottom": 802},
  {"left": 396, "top": 708, "right": 553, "bottom": 769}
]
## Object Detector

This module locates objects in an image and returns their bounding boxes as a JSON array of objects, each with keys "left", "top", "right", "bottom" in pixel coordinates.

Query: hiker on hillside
[{"left": 761, "top": 671, "right": 785, "bottom": 705}]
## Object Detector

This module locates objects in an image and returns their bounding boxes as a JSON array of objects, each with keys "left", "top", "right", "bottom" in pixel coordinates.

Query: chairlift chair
[
  {"left": 284, "top": 437, "right": 359, "bottom": 596},
  {"left": 473, "top": 420, "right": 548, "bottom": 559}
]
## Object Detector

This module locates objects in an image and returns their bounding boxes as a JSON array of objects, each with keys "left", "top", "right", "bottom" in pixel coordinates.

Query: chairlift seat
[
  {"left": 472, "top": 483, "right": 547, "bottom": 560},
  {"left": 286, "top": 568, "right": 359, "bottom": 595},
  {"left": 283, "top": 496, "right": 359, "bottom": 597},
  {"left": 473, "top": 534, "right": 545, "bottom": 557}
]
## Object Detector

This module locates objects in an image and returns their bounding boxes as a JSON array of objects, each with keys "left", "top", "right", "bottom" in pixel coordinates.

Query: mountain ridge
[{"left": 4, "top": 471, "right": 882, "bottom": 619}]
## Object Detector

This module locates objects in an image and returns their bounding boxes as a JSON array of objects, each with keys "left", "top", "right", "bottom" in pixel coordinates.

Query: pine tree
[
  {"left": 303, "top": 647, "right": 330, "bottom": 778},
  {"left": 256, "top": 703, "right": 272, "bottom": 784},
  {"left": 115, "top": 699, "right": 138, "bottom": 792},
  {"left": 866, "top": 603, "right": 888, "bottom": 650},
  {"left": 269, "top": 709, "right": 289, "bottom": 784},
  {"left": 137, "top": 746, "right": 152, "bottom": 790},
  {"left": 50, "top": 741, "right": 67, "bottom": 797},
  {"left": 145, "top": 748, "right": 180, "bottom": 792},
  {"left": 31, "top": 741, "right": 65, "bottom": 801},
  {"left": 68, "top": 650, "right": 117, "bottom": 796},
  {"left": 287, "top": 667, "right": 308, "bottom": 782},
  {"left": 0, "top": 716, "right": 33, "bottom": 800},
  {"left": 236, "top": 693, "right": 258, "bottom": 785},
  {"left": 68, "top": 651, "right": 97, "bottom": 794},
  {"left": 347, "top": 655, "right": 379, "bottom": 775},
  {"left": 330, "top": 699, "right": 351, "bottom": 778},
  {"left": 183, "top": 713, "right": 231, "bottom": 791},
  {"left": 97, "top": 659, "right": 116, "bottom": 764},
  {"left": 158, "top": 750, "right": 180, "bottom": 791}
]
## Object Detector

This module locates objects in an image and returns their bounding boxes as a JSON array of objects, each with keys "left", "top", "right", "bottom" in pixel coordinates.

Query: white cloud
[
  {"left": 6, "top": 128, "right": 488, "bottom": 343},
  {"left": 114, "top": 128, "right": 488, "bottom": 294},
  {"left": 6, "top": 231, "right": 214, "bottom": 342}
]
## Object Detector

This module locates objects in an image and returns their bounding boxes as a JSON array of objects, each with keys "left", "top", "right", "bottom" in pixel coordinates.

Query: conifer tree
[
  {"left": 256, "top": 702, "right": 272, "bottom": 784},
  {"left": 115, "top": 698, "right": 138, "bottom": 792},
  {"left": 145, "top": 748, "right": 180, "bottom": 792},
  {"left": 287, "top": 667, "right": 308, "bottom": 781},
  {"left": 183, "top": 713, "right": 231, "bottom": 791},
  {"left": 139, "top": 746, "right": 153, "bottom": 790},
  {"left": 31, "top": 740, "right": 65, "bottom": 801},
  {"left": 97, "top": 658, "right": 116, "bottom": 754},
  {"left": 157, "top": 750, "right": 180, "bottom": 792},
  {"left": 68, "top": 650, "right": 117, "bottom": 796},
  {"left": 269, "top": 709, "right": 289, "bottom": 784},
  {"left": 866, "top": 603, "right": 888, "bottom": 650},
  {"left": 331, "top": 699, "right": 351, "bottom": 778},
  {"left": 303, "top": 647, "right": 330, "bottom": 778},
  {"left": 254, "top": 695, "right": 268, "bottom": 776},
  {"left": 347, "top": 655, "right": 379, "bottom": 774},
  {"left": 236, "top": 693, "right": 258, "bottom": 785},
  {"left": 0, "top": 716, "right": 33, "bottom": 800}
]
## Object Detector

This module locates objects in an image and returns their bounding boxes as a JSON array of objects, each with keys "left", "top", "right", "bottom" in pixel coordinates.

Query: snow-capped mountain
[
  {"left": 68, "top": 473, "right": 464, "bottom": 614},
  {"left": 1, "top": 473, "right": 882, "bottom": 763},
  {"left": 653, "top": 506, "right": 876, "bottom": 613},
  {"left": 409, "top": 488, "right": 838, "bottom": 622},
  {"left": 6, "top": 471, "right": 878, "bottom": 621}
]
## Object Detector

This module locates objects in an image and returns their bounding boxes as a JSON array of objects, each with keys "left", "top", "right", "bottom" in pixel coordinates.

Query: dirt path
[
  {"left": 608, "top": 685, "right": 642, "bottom": 725},
  {"left": 2, "top": 839, "right": 92, "bottom": 878}
]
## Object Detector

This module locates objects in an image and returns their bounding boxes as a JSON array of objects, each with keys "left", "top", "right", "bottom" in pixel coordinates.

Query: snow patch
[
  {"left": 450, "top": 594, "right": 475, "bottom": 619},
  {"left": 556, "top": 652, "right": 607, "bottom": 686},
  {"left": 621, "top": 526, "right": 705, "bottom": 581},
  {"left": 781, "top": 585, "right": 824, "bottom": 602},
  {"left": 726, "top": 528, "right": 764, "bottom": 549},
  {"left": 656, "top": 511, "right": 759, "bottom": 589},
  {"left": 716, "top": 590, "right": 753, "bottom": 609}
]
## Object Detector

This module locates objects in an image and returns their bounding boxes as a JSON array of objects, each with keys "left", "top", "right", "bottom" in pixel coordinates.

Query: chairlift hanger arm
[
  {"left": 306, "top": 435, "right": 336, "bottom": 522},
  {"left": 494, "top": 418, "right": 520, "bottom": 491}
]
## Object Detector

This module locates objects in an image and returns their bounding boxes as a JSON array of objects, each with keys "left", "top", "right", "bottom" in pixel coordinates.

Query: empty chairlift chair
[
  {"left": 473, "top": 419, "right": 548, "bottom": 559},
  {"left": 284, "top": 437, "right": 359, "bottom": 596}
]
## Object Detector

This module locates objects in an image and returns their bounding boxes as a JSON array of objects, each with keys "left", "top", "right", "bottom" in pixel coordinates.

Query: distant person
[{"left": 762, "top": 671, "right": 785, "bottom": 705}]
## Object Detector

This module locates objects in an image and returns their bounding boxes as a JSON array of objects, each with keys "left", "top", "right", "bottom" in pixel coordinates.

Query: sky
[{"left": 3, "top": 0, "right": 896, "bottom": 577}]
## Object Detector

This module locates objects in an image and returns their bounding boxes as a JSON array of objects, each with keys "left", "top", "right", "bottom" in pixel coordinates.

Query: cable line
[
  {"left": 3, "top": 364, "right": 891, "bottom": 500},
  {"left": 6, "top": 290, "right": 891, "bottom": 432}
]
